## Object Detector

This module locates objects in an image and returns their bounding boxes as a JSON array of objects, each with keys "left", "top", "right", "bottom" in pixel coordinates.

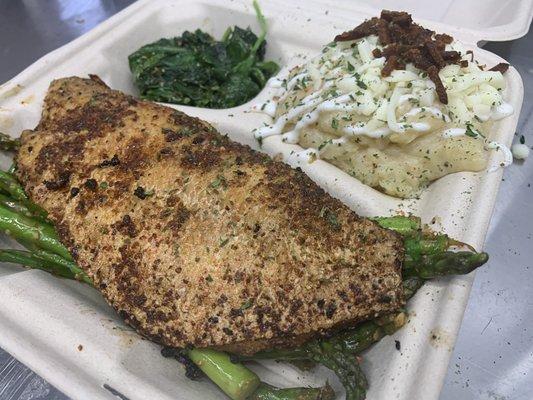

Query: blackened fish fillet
[{"left": 15, "top": 76, "right": 404, "bottom": 354}]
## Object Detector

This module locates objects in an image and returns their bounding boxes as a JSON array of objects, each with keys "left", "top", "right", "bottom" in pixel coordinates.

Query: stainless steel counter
[{"left": 0, "top": 1, "right": 531, "bottom": 399}]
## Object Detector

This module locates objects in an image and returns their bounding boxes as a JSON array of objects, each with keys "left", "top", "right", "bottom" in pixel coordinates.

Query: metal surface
[
  {"left": 441, "top": 36, "right": 533, "bottom": 400},
  {"left": 0, "top": 1, "right": 531, "bottom": 399}
]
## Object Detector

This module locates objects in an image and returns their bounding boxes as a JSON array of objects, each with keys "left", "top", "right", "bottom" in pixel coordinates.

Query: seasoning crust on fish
[{"left": 15, "top": 76, "right": 404, "bottom": 354}]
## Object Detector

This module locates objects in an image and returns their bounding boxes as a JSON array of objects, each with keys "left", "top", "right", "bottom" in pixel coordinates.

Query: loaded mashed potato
[{"left": 254, "top": 10, "right": 513, "bottom": 198}]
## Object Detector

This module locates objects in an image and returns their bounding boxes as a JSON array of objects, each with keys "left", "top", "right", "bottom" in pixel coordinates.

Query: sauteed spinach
[{"left": 128, "top": 1, "right": 278, "bottom": 108}]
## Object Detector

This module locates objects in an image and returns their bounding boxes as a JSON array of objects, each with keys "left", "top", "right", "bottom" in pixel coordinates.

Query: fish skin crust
[{"left": 15, "top": 76, "right": 404, "bottom": 355}]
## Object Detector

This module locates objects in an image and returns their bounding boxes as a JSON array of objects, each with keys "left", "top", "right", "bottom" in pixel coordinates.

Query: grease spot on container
[
  {"left": 429, "top": 328, "right": 453, "bottom": 351},
  {"left": 0, "top": 84, "right": 24, "bottom": 100},
  {"left": 99, "top": 317, "right": 140, "bottom": 348},
  {"left": 103, "top": 384, "right": 131, "bottom": 400},
  {"left": 20, "top": 94, "right": 35, "bottom": 105},
  {"left": 482, "top": 391, "right": 507, "bottom": 400}
]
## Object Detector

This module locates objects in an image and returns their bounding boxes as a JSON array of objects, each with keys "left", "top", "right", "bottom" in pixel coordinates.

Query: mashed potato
[{"left": 254, "top": 35, "right": 513, "bottom": 198}]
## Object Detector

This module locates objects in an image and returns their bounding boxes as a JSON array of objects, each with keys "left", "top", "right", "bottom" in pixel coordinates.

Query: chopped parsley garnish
[
  {"left": 210, "top": 175, "right": 227, "bottom": 189},
  {"left": 318, "top": 139, "right": 333, "bottom": 151},
  {"left": 240, "top": 299, "right": 253, "bottom": 310},
  {"left": 465, "top": 123, "right": 486, "bottom": 138},
  {"left": 319, "top": 207, "right": 341, "bottom": 230}
]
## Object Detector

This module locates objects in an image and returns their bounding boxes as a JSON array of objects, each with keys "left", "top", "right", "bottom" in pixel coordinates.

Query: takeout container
[{"left": 0, "top": 0, "right": 530, "bottom": 399}]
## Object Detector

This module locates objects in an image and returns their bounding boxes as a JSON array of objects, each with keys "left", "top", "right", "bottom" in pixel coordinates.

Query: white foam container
[{"left": 0, "top": 1, "right": 530, "bottom": 399}]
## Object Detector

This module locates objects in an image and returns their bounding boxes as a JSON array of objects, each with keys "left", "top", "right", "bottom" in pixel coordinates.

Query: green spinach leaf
[{"left": 128, "top": 1, "right": 278, "bottom": 109}]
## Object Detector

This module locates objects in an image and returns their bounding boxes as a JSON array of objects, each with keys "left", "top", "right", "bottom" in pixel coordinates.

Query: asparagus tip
[{"left": 474, "top": 252, "right": 489, "bottom": 266}]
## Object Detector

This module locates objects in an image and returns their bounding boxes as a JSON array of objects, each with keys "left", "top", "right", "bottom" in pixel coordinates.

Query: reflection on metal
[
  {"left": 22, "top": 0, "right": 114, "bottom": 38},
  {"left": 0, "top": 0, "right": 132, "bottom": 82},
  {"left": 0, "top": 348, "right": 66, "bottom": 399},
  {"left": 103, "top": 384, "right": 131, "bottom": 400}
]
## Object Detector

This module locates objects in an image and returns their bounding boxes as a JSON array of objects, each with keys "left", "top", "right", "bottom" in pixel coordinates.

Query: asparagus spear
[
  {"left": 399, "top": 230, "right": 488, "bottom": 280},
  {"left": 249, "top": 383, "right": 335, "bottom": 400},
  {"left": 0, "top": 192, "right": 49, "bottom": 222},
  {"left": 0, "top": 249, "right": 76, "bottom": 279},
  {"left": 0, "top": 170, "right": 29, "bottom": 202},
  {"left": 236, "top": 312, "right": 406, "bottom": 364},
  {"left": 188, "top": 348, "right": 261, "bottom": 400},
  {"left": 0, "top": 171, "right": 48, "bottom": 219},
  {"left": 233, "top": 315, "right": 407, "bottom": 400},
  {"left": 0, "top": 204, "right": 71, "bottom": 260},
  {"left": 234, "top": 314, "right": 405, "bottom": 400},
  {"left": 371, "top": 215, "right": 421, "bottom": 235},
  {"left": 376, "top": 216, "right": 489, "bottom": 280},
  {"left": 0, "top": 248, "right": 91, "bottom": 284},
  {"left": 404, "top": 251, "right": 488, "bottom": 279},
  {"left": 302, "top": 341, "right": 368, "bottom": 400},
  {"left": 32, "top": 248, "right": 92, "bottom": 284}
]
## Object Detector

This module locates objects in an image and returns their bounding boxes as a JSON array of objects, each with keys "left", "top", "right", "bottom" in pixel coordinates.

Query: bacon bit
[
  {"left": 435, "top": 33, "right": 453, "bottom": 44},
  {"left": 442, "top": 51, "right": 461, "bottom": 62},
  {"left": 425, "top": 41, "right": 446, "bottom": 68},
  {"left": 489, "top": 63, "right": 510, "bottom": 74},
  {"left": 334, "top": 17, "right": 380, "bottom": 42},
  {"left": 380, "top": 10, "right": 412, "bottom": 27},
  {"left": 382, "top": 55, "right": 398, "bottom": 77},
  {"left": 427, "top": 66, "right": 448, "bottom": 104},
  {"left": 382, "top": 43, "right": 400, "bottom": 58},
  {"left": 377, "top": 19, "right": 392, "bottom": 45},
  {"left": 332, "top": 10, "right": 511, "bottom": 104}
]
